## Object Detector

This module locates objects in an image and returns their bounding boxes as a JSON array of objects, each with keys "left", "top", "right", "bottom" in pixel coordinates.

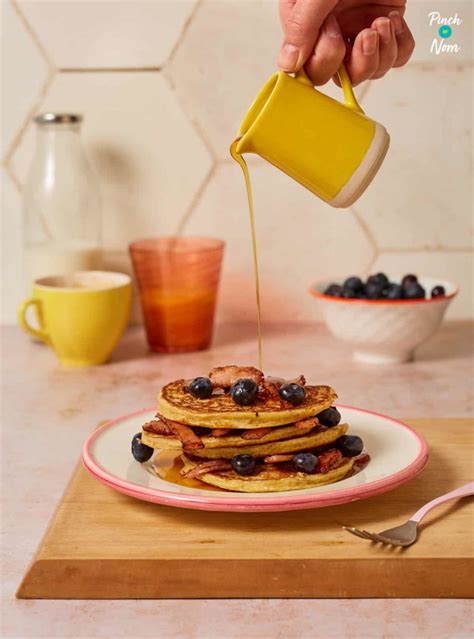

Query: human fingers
[
  {"left": 278, "top": 0, "right": 338, "bottom": 72},
  {"left": 371, "top": 16, "right": 398, "bottom": 78},
  {"left": 279, "top": 0, "right": 296, "bottom": 27},
  {"left": 388, "top": 11, "right": 416, "bottom": 67},
  {"left": 345, "top": 28, "right": 380, "bottom": 85},
  {"left": 333, "top": 1, "right": 406, "bottom": 41},
  {"left": 304, "top": 14, "right": 346, "bottom": 85}
]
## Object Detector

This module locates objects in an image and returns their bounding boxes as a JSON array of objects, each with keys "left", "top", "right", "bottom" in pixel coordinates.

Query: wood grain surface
[{"left": 17, "top": 419, "right": 474, "bottom": 599}]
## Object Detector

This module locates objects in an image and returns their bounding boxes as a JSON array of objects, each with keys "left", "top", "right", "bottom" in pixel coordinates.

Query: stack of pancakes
[{"left": 140, "top": 375, "right": 361, "bottom": 492}]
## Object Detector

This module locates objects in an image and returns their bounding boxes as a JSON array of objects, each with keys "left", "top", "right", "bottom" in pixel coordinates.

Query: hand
[{"left": 278, "top": 0, "right": 415, "bottom": 86}]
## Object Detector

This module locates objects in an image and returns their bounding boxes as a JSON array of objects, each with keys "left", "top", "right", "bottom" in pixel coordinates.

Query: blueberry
[
  {"left": 324, "top": 283, "right": 342, "bottom": 297},
  {"left": 279, "top": 383, "right": 305, "bottom": 405},
  {"left": 230, "top": 378, "right": 258, "bottom": 405},
  {"left": 404, "top": 282, "right": 426, "bottom": 299},
  {"left": 365, "top": 281, "right": 386, "bottom": 299},
  {"left": 293, "top": 452, "right": 319, "bottom": 473},
  {"left": 367, "top": 272, "right": 389, "bottom": 288},
  {"left": 401, "top": 274, "right": 418, "bottom": 290},
  {"left": 336, "top": 435, "right": 364, "bottom": 457},
  {"left": 187, "top": 377, "right": 213, "bottom": 399},
  {"left": 317, "top": 406, "right": 341, "bottom": 427},
  {"left": 385, "top": 283, "right": 403, "bottom": 300},
  {"left": 431, "top": 285, "right": 446, "bottom": 298},
  {"left": 342, "top": 289, "right": 358, "bottom": 299},
  {"left": 343, "top": 276, "right": 364, "bottom": 293},
  {"left": 231, "top": 454, "right": 256, "bottom": 476},
  {"left": 131, "top": 432, "right": 154, "bottom": 463}
]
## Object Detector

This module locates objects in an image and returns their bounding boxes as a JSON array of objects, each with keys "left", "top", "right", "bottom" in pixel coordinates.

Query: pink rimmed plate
[{"left": 82, "top": 406, "right": 429, "bottom": 512}]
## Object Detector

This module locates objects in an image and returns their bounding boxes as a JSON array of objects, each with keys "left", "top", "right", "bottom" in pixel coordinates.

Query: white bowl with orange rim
[{"left": 309, "top": 276, "right": 458, "bottom": 364}]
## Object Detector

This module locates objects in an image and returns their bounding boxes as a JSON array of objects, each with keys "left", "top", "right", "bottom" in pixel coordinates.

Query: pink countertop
[{"left": 2, "top": 321, "right": 473, "bottom": 639}]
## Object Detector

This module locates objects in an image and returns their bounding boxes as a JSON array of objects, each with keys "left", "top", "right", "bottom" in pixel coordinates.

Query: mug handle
[
  {"left": 18, "top": 298, "right": 49, "bottom": 342},
  {"left": 296, "top": 63, "right": 364, "bottom": 114}
]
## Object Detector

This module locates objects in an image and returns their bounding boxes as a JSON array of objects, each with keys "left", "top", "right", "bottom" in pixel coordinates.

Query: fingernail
[
  {"left": 378, "top": 17, "right": 392, "bottom": 42},
  {"left": 278, "top": 43, "right": 300, "bottom": 71},
  {"left": 362, "top": 30, "right": 378, "bottom": 55},
  {"left": 389, "top": 11, "right": 404, "bottom": 35},
  {"left": 324, "top": 14, "right": 341, "bottom": 38}
]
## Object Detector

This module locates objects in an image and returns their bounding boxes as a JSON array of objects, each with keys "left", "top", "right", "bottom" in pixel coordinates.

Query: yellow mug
[
  {"left": 235, "top": 65, "right": 389, "bottom": 208},
  {"left": 18, "top": 271, "right": 132, "bottom": 366}
]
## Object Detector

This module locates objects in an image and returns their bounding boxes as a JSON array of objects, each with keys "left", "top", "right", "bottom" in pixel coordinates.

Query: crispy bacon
[
  {"left": 258, "top": 381, "right": 281, "bottom": 401},
  {"left": 210, "top": 428, "right": 234, "bottom": 437},
  {"left": 241, "top": 427, "right": 273, "bottom": 440},
  {"left": 354, "top": 453, "right": 371, "bottom": 469},
  {"left": 266, "top": 375, "right": 306, "bottom": 387},
  {"left": 263, "top": 454, "right": 294, "bottom": 464},
  {"left": 142, "top": 419, "right": 173, "bottom": 436},
  {"left": 318, "top": 448, "right": 343, "bottom": 474},
  {"left": 182, "top": 459, "right": 232, "bottom": 479},
  {"left": 159, "top": 416, "right": 204, "bottom": 450},
  {"left": 209, "top": 365, "right": 264, "bottom": 389},
  {"left": 294, "top": 417, "right": 319, "bottom": 430}
]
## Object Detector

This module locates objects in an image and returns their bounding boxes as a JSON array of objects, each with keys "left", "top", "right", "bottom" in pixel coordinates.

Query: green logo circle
[{"left": 438, "top": 25, "right": 452, "bottom": 38}]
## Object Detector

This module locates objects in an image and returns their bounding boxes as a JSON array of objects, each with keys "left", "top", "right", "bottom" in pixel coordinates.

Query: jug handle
[
  {"left": 295, "top": 63, "right": 364, "bottom": 114},
  {"left": 337, "top": 64, "right": 364, "bottom": 113}
]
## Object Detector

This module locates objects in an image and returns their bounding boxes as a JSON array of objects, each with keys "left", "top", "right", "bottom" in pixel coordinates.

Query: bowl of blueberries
[{"left": 310, "top": 273, "right": 458, "bottom": 364}]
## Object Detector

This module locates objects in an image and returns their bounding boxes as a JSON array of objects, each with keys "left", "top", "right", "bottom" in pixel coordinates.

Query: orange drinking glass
[{"left": 129, "top": 237, "right": 225, "bottom": 353}]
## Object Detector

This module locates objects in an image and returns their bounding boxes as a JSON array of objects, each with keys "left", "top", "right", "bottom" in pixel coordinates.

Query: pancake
[
  {"left": 188, "top": 424, "right": 348, "bottom": 459},
  {"left": 141, "top": 421, "right": 317, "bottom": 450},
  {"left": 181, "top": 454, "right": 354, "bottom": 493},
  {"left": 158, "top": 380, "right": 337, "bottom": 429}
]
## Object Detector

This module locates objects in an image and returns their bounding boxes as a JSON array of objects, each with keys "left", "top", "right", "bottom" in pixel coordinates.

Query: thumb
[{"left": 278, "top": 0, "right": 338, "bottom": 72}]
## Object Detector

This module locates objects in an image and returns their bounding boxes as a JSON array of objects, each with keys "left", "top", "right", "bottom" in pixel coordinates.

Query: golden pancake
[
  {"left": 181, "top": 454, "right": 354, "bottom": 493},
  {"left": 141, "top": 421, "right": 317, "bottom": 450},
  {"left": 158, "top": 380, "right": 337, "bottom": 428},
  {"left": 189, "top": 424, "right": 348, "bottom": 459}
]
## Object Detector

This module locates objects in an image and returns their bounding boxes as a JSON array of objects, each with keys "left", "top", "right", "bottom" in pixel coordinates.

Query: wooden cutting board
[{"left": 17, "top": 419, "right": 474, "bottom": 599}]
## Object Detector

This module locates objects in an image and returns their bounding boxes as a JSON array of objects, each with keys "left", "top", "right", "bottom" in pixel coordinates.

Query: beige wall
[{"left": 2, "top": 0, "right": 473, "bottom": 324}]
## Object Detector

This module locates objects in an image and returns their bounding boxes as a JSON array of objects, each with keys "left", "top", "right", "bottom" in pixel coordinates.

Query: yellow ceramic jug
[
  {"left": 235, "top": 65, "right": 389, "bottom": 208},
  {"left": 18, "top": 271, "right": 131, "bottom": 366}
]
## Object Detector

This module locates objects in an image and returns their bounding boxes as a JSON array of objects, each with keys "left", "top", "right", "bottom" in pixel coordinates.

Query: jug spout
[{"left": 236, "top": 72, "right": 280, "bottom": 155}]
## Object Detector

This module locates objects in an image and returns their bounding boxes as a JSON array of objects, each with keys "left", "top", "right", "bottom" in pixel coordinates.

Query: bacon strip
[
  {"left": 353, "top": 453, "right": 371, "bottom": 469},
  {"left": 263, "top": 454, "right": 294, "bottom": 464},
  {"left": 182, "top": 459, "right": 232, "bottom": 479},
  {"left": 258, "top": 381, "right": 281, "bottom": 401},
  {"left": 142, "top": 419, "right": 173, "bottom": 436},
  {"left": 209, "top": 365, "right": 264, "bottom": 388},
  {"left": 210, "top": 428, "right": 234, "bottom": 437},
  {"left": 241, "top": 427, "right": 273, "bottom": 440},
  {"left": 266, "top": 375, "right": 306, "bottom": 387},
  {"left": 318, "top": 448, "right": 343, "bottom": 474},
  {"left": 294, "top": 417, "right": 318, "bottom": 430},
  {"left": 159, "top": 416, "right": 204, "bottom": 450}
]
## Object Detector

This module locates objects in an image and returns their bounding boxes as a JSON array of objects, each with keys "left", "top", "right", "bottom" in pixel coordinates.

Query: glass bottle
[{"left": 22, "top": 113, "right": 101, "bottom": 289}]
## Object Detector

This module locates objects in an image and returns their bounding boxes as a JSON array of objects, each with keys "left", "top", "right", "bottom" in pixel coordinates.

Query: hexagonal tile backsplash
[{"left": 1, "top": 0, "right": 472, "bottom": 324}]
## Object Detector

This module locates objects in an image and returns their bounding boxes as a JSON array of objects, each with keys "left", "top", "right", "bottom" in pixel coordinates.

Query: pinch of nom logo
[{"left": 428, "top": 11, "right": 462, "bottom": 54}]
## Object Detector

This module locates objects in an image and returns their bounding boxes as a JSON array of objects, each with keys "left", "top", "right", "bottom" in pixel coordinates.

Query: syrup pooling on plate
[
  {"left": 230, "top": 138, "right": 263, "bottom": 370},
  {"left": 152, "top": 450, "right": 221, "bottom": 491}
]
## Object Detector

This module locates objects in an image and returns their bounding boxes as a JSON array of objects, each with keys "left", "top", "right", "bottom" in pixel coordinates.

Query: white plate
[{"left": 82, "top": 405, "right": 429, "bottom": 512}]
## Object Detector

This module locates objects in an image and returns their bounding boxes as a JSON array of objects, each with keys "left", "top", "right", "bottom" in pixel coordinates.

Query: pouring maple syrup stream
[
  {"left": 230, "top": 138, "right": 263, "bottom": 371},
  {"left": 154, "top": 140, "right": 262, "bottom": 491}
]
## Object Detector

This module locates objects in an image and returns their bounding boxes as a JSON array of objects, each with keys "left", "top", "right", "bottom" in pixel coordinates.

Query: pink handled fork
[{"left": 344, "top": 482, "right": 474, "bottom": 547}]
